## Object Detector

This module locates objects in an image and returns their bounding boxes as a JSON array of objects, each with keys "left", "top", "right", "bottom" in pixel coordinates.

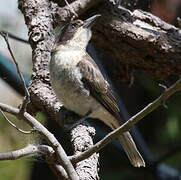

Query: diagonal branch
[
  {"left": 63, "top": 0, "right": 78, "bottom": 18},
  {"left": 92, "top": 3, "right": 181, "bottom": 82},
  {"left": 0, "top": 102, "right": 78, "bottom": 180},
  {"left": 70, "top": 78, "right": 181, "bottom": 164}
]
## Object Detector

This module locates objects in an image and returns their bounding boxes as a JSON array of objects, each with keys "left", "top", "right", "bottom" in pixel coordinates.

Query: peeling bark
[{"left": 92, "top": 2, "right": 181, "bottom": 82}]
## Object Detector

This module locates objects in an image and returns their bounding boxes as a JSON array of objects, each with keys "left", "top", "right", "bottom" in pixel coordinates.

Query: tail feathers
[{"left": 119, "top": 132, "right": 145, "bottom": 167}]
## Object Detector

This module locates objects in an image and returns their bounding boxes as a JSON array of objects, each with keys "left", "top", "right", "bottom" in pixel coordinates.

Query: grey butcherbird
[{"left": 49, "top": 15, "right": 145, "bottom": 167}]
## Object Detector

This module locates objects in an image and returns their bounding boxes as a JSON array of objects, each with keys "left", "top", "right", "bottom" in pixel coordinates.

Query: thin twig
[
  {"left": 0, "top": 144, "right": 54, "bottom": 160},
  {"left": 158, "top": 84, "right": 168, "bottom": 109},
  {"left": 0, "top": 31, "right": 29, "bottom": 44},
  {"left": 158, "top": 83, "right": 167, "bottom": 91},
  {"left": 0, "top": 102, "right": 78, "bottom": 180},
  {"left": 0, "top": 32, "right": 30, "bottom": 114},
  {"left": 70, "top": 78, "right": 181, "bottom": 164},
  {"left": 64, "top": 0, "right": 78, "bottom": 19},
  {"left": 58, "top": 0, "right": 101, "bottom": 21},
  {"left": 0, "top": 109, "right": 34, "bottom": 134}
]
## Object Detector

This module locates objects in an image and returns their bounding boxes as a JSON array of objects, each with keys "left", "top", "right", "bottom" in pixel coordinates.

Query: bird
[{"left": 49, "top": 15, "right": 145, "bottom": 167}]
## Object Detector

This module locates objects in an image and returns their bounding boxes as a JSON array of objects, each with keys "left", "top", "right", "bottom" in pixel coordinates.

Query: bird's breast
[{"left": 49, "top": 49, "right": 98, "bottom": 115}]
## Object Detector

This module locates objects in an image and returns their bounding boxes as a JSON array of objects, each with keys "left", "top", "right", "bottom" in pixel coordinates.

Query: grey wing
[{"left": 77, "top": 54, "right": 122, "bottom": 122}]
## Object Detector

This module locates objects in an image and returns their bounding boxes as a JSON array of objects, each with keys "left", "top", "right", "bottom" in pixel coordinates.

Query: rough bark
[
  {"left": 18, "top": 0, "right": 181, "bottom": 115},
  {"left": 70, "top": 124, "right": 99, "bottom": 180},
  {"left": 53, "top": 0, "right": 181, "bottom": 83},
  {"left": 91, "top": 2, "right": 181, "bottom": 82},
  {"left": 18, "top": 0, "right": 60, "bottom": 114},
  {"left": 18, "top": 0, "right": 99, "bottom": 179}
]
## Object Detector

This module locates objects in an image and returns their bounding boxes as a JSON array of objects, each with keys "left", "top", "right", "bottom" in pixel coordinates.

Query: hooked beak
[{"left": 83, "top": 14, "right": 101, "bottom": 28}]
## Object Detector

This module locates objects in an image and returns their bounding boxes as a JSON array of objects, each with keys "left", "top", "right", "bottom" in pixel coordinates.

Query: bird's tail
[
  {"left": 92, "top": 111, "right": 145, "bottom": 167},
  {"left": 118, "top": 132, "right": 145, "bottom": 167}
]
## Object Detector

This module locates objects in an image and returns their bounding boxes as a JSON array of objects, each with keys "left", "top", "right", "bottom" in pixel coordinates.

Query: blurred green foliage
[
  {"left": 0, "top": 159, "right": 32, "bottom": 180},
  {"left": 0, "top": 112, "right": 46, "bottom": 180}
]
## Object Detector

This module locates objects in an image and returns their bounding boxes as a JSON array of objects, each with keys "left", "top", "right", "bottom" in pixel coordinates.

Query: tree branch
[
  {"left": 0, "top": 144, "right": 54, "bottom": 160},
  {"left": 18, "top": 0, "right": 101, "bottom": 178},
  {"left": 18, "top": 0, "right": 61, "bottom": 116},
  {"left": 55, "top": 0, "right": 102, "bottom": 21},
  {"left": 92, "top": 2, "right": 181, "bottom": 82},
  {"left": 0, "top": 102, "right": 78, "bottom": 180},
  {"left": 70, "top": 124, "right": 99, "bottom": 180},
  {"left": 70, "top": 78, "right": 181, "bottom": 164},
  {"left": 0, "top": 142, "right": 69, "bottom": 179}
]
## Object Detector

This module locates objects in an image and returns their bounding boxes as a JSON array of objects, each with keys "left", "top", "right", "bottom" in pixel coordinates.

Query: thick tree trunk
[
  {"left": 91, "top": 2, "right": 181, "bottom": 82},
  {"left": 18, "top": 0, "right": 99, "bottom": 179}
]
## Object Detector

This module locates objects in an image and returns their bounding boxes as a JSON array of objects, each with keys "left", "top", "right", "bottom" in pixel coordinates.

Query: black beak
[{"left": 83, "top": 14, "right": 101, "bottom": 28}]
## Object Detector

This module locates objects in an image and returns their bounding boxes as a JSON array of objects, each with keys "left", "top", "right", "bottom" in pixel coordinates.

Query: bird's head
[{"left": 55, "top": 15, "right": 101, "bottom": 49}]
